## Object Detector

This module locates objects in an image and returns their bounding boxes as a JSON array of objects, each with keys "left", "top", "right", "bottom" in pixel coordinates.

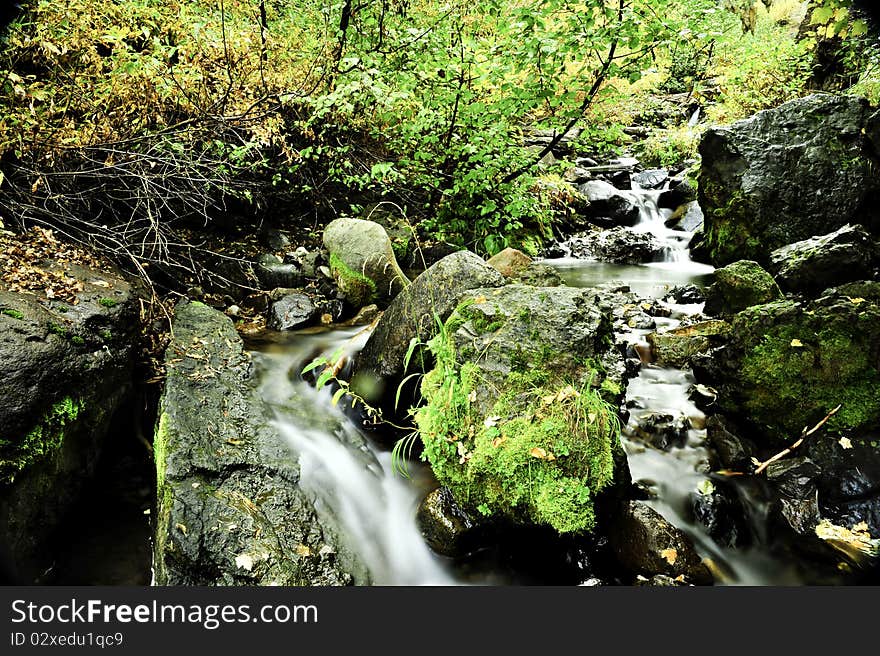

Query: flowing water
[{"left": 246, "top": 183, "right": 805, "bottom": 585}]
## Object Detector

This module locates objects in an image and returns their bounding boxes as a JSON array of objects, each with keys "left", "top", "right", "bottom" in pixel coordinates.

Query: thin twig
[{"left": 753, "top": 404, "right": 843, "bottom": 475}]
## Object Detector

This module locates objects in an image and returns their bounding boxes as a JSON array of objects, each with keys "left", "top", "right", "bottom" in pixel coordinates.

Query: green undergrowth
[
  {"left": 413, "top": 308, "right": 620, "bottom": 534},
  {"left": 0, "top": 396, "right": 84, "bottom": 485}
]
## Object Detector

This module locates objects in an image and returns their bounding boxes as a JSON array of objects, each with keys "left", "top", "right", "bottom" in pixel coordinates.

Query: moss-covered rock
[
  {"left": 647, "top": 319, "right": 731, "bottom": 368},
  {"left": 413, "top": 285, "right": 631, "bottom": 535},
  {"left": 703, "top": 260, "right": 782, "bottom": 316},
  {"left": 698, "top": 94, "right": 880, "bottom": 267},
  {"left": 323, "top": 217, "right": 409, "bottom": 308},
  {"left": 695, "top": 282, "right": 880, "bottom": 445},
  {"left": 0, "top": 263, "right": 142, "bottom": 582}
]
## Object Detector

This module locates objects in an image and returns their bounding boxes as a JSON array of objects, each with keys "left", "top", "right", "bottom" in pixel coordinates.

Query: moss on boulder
[
  {"left": 413, "top": 285, "right": 631, "bottom": 534},
  {"left": 703, "top": 260, "right": 782, "bottom": 316}
]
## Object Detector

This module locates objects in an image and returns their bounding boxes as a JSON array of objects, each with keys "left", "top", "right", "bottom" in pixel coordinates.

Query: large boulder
[
  {"left": 352, "top": 251, "right": 504, "bottom": 403},
  {"left": 560, "top": 227, "right": 665, "bottom": 264},
  {"left": 414, "top": 284, "right": 632, "bottom": 535},
  {"left": 153, "top": 301, "right": 367, "bottom": 585},
  {"left": 0, "top": 249, "right": 142, "bottom": 583},
  {"left": 693, "top": 281, "right": 880, "bottom": 447},
  {"left": 576, "top": 180, "right": 641, "bottom": 227},
  {"left": 769, "top": 224, "right": 880, "bottom": 296},
  {"left": 647, "top": 319, "right": 731, "bottom": 368},
  {"left": 323, "top": 217, "right": 410, "bottom": 308},
  {"left": 698, "top": 94, "right": 880, "bottom": 266},
  {"left": 703, "top": 260, "right": 782, "bottom": 316}
]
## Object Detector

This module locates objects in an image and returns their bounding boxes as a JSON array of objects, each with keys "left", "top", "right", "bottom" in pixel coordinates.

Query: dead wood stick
[{"left": 753, "top": 404, "right": 842, "bottom": 475}]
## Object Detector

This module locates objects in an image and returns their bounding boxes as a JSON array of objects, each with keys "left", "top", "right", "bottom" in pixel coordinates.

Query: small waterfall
[{"left": 253, "top": 331, "right": 459, "bottom": 586}]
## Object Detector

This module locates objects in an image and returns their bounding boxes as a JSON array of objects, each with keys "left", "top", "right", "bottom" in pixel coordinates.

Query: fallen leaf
[
  {"left": 175, "top": 522, "right": 187, "bottom": 535},
  {"left": 530, "top": 447, "right": 548, "bottom": 459},
  {"left": 660, "top": 548, "right": 678, "bottom": 565},
  {"left": 847, "top": 297, "right": 865, "bottom": 305},
  {"left": 491, "top": 436, "right": 507, "bottom": 448},
  {"left": 790, "top": 338, "right": 803, "bottom": 347},
  {"left": 839, "top": 437, "right": 853, "bottom": 449},
  {"left": 483, "top": 415, "right": 501, "bottom": 428},
  {"left": 295, "top": 544, "right": 312, "bottom": 557}
]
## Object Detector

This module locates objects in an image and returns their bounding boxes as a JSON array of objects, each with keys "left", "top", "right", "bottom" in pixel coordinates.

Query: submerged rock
[
  {"left": 153, "top": 301, "right": 366, "bottom": 585},
  {"left": 323, "top": 217, "right": 410, "bottom": 308},
  {"left": 0, "top": 262, "right": 142, "bottom": 583},
  {"left": 608, "top": 501, "right": 712, "bottom": 584},
  {"left": 703, "top": 260, "right": 782, "bottom": 316},
  {"left": 689, "top": 480, "right": 750, "bottom": 548},
  {"left": 414, "top": 284, "right": 632, "bottom": 535},
  {"left": 769, "top": 224, "right": 880, "bottom": 296},
  {"left": 698, "top": 93, "right": 880, "bottom": 266}
]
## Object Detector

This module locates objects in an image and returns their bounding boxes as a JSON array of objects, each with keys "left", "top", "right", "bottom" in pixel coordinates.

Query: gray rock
[
  {"left": 513, "top": 263, "right": 565, "bottom": 287},
  {"left": 703, "top": 260, "right": 782, "bottom": 316},
  {"left": 608, "top": 500, "right": 713, "bottom": 584},
  {"left": 647, "top": 319, "right": 731, "bottom": 368},
  {"left": 576, "top": 180, "right": 640, "bottom": 227},
  {"left": 153, "top": 301, "right": 367, "bottom": 586},
  {"left": 769, "top": 224, "right": 880, "bottom": 296},
  {"left": 698, "top": 93, "right": 880, "bottom": 266},
  {"left": 632, "top": 168, "right": 668, "bottom": 190},
  {"left": 664, "top": 201, "right": 704, "bottom": 233},
  {"left": 0, "top": 263, "right": 142, "bottom": 583},
  {"left": 351, "top": 251, "right": 504, "bottom": 403},
  {"left": 268, "top": 292, "right": 317, "bottom": 331},
  {"left": 323, "top": 217, "right": 410, "bottom": 308},
  {"left": 254, "top": 253, "right": 302, "bottom": 290},
  {"left": 562, "top": 227, "right": 665, "bottom": 264}
]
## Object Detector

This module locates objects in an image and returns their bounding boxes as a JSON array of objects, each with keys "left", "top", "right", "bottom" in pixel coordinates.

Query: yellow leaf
[
  {"left": 847, "top": 297, "right": 865, "bottom": 305},
  {"left": 660, "top": 548, "right": 677, "bottom": 565},
  {"left": 295, "top": 544, "right": 312, "bottom": 557},
  {"left": 838, "top": 437, "right": 853, "bottom": 449},
  {"left": 530, "top": 447, "right": 548, "bottom": 459},
  {"left": 491, "top": 436, "right": 507, "bottom": 448},
  {"left": 790, "top": 339, "right": 803, "bottom": 347}
]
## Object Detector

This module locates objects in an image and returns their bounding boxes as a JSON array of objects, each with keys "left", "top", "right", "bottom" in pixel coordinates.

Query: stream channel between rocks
[{"left": 244, "top": 182, "right": 812, "bottom": 586}]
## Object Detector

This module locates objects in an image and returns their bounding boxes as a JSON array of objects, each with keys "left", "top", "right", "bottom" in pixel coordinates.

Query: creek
[{"left": 244, "top": 182, "right": 810, "bottom": 586}]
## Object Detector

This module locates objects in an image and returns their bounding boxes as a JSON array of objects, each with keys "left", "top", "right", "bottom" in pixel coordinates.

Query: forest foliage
[{"left": 0, "top": 1, "right": 877, "bottom": 282}]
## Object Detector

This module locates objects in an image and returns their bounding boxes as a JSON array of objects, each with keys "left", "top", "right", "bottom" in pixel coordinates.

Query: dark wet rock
[
  {"left": 809, "top": 433, "right": 880, "bottom": 535},
  {"left": 704, "top": 415, "right": 756, "bottom": 471},
  {"left": 323, "top": 217, "right": 410, "bottom": 308},
  {"left": 255, "top": 253, "right": 303, "bottom": 290},
  {"left": 698, "top": 93, "right": 880, "bottom": 267},
  {"left": 666, "top": 284, "right": 705, "bottom": 304},
  {"left": 647, "top": 319, "right": 730, "bottom": 368},
  {"left": 514, "top": 263, "right": 565, "bottom": 287},
  {"left": 416, "top": 487, "right": 481, "bottom": 557},
  {"left": 0, "top": 264, "right": 143, "bottom": 583},
  {"left": 703, "top": 260, "right": 782, "bottom": 316},
  {"left": 352, "top": 251, "right": 504, "bottom": 404},
  {"left": 632, "top": 169, "right": 669, "bottom": 190},
  {"left": 608, "top": 501, "right": 713, "bottom": 584},
  {"left": 576, "top": 180, "right": 640, "bottom": 227},
  {"left": 153, "top": 301, "right": 367, "bottom": 586},
  {"left": 665, "top": 201, "right": 704, "bottom": 233},
  {"left": 632, "top": 412, "right": 691, "bottom": 450},
  {"left": 561, "top": 227, "right": 664, "bottom": 264},
  {"left": 268, "top": 292, "right": 317, "bottom": 331},
  {"left": 412, "top": 284, "right": 633, "bottom": 534},
  {"left": 693, "top": 283, "right": 880, "bottom": 447},
  {"left": 769, "top": 224, "right": 880, "bottom": 296},
  {"left": 658, "top": 178, "right": 697, "bottom": 209},
  {"left": 766, "top": 457, "right": 822, "bottom": 536},
  {"left": 689, "top": 480, "right": 750, "bottom": 548},
  {"left": 487, "top": 247, "right": 532, "bottom": 278}
]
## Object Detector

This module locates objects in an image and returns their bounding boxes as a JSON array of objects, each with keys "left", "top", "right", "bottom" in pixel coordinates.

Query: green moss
[
  {"left": 1, "top": 308, "right": 24, "bottom": 320},
  {"left": 99, "top": 298, "right": 118, "bottom": 308},
  {"left": 329, "top": 252, "right": 377, "bottom": 307},
  {"left": 154, "top": 411, "right": 169, "bottom": 488},
  {"left": 0, "top": 396, "right": 84, "bottom": 484},
  {"left": 47, "top": 322, "right": 67, "bottom": 337},
  {"left": 70, "top": 335, "right": 85, "bottom": 346},
  {"left": 738, "top": 311, "right": 880, "bottom": 436},
  {"left": 413, "top": 313, "right": 620, "bottom": 534}
]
